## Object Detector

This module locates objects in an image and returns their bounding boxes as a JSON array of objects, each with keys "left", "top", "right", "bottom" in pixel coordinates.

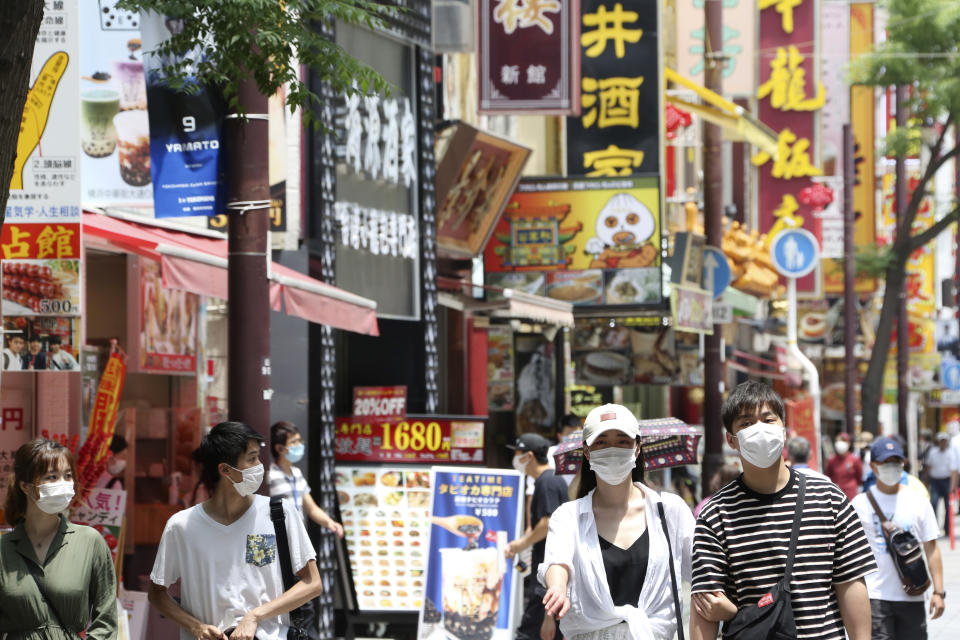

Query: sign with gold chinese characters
[
  {"left": 566, "top": 0, "right": 661, "bottom": 178},
  {"left": 334, "top": 416, "right": 486, "bottom": 464},
  {"left": 753, "top": 0, "right": 823, "bottom": 296},
  {"left": 1, "top": 223, "right": 82, "bottom": 318},
  {"left": 484, "top": 177, "right": 662, "bottom": 309},
  {"left": 479, "top": 0, "right": 581, "bottom": 113}
]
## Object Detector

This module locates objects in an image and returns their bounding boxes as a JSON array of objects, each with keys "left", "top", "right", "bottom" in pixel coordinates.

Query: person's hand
[
  {"left": 540, "top": 614, "right": 557, "bottom": 640},
  {"left": 504, "top": 540, "right": 522, "bottom": 559},
  {"left": 12, "top": 52, "right": 68, "bottom": 190},
  {"left": 191, "top": 623, "right": 226, "bottom": 640},
  {"left": 228, "top": 613, "right": 259, "bottom": 640},
  {"left": 930, "top": 592, "right": 945, "bottom": 619},
  {"left": 326, "top": 520, "right": 345, "bottom": 539},
  {"left": 692, "top": 591, "right": 738, "bottom": 622},
  {"left": 542, "top": 586, "right": 570, "bottom": 619}
]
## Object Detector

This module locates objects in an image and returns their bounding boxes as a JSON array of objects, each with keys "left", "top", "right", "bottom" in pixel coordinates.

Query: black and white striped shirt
[{"left": 692, "top": 468, "right": 876, "bottom": 640}]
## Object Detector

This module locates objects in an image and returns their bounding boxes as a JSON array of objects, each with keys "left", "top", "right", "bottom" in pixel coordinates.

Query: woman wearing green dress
[{"left": 0, "top": 439, "right": 117, "bottom": 639}]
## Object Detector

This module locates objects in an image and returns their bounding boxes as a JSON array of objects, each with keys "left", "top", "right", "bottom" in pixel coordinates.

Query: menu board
[
  {"left": 336, "top": 465, "right": 433, "bottom": 611},
  {"left": 572, "top": 318, "right": 679, "bottom": 386},
  {"left": 334, "top": 417, "right": 485, "bottom": 464}
]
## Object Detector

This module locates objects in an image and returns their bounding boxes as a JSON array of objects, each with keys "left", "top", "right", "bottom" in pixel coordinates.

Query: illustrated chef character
[{"left": 585, "top": 192, "right": 658, "bottom": 269}]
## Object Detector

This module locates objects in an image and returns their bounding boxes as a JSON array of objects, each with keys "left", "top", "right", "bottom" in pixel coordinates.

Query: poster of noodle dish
[{"left": 484, "top": 177, "right": 662, "bottom": 309}]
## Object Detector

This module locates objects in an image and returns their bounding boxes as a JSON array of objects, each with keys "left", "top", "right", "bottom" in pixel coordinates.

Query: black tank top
[{"left": 599, "top": 529, "right": 650, "bottom": 607}]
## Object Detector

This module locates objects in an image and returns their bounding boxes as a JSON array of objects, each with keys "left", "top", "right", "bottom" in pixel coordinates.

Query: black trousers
[
  {"left": 870, "top": 599, "right": 926, "bottom": 640},
  {"left": 516, "top": 575, "right": 562, "bottom": 640}
]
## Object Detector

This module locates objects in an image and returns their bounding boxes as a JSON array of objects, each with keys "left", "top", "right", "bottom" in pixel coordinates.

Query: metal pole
[
  {"left": 843, "top": 124, "right": 857, "bottom": 435},
  {"left": 701, "top": 0, "right": 725, "bottom": 498},
  {"left": 226, "top": 80, "right": 271, "bottom": 445},
  {"left": 895, "top": 86, "right": 909, "bottom": 441}
]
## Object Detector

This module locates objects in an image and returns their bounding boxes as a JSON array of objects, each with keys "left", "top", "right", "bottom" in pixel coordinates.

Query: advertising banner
[
  {"left": 487, "top": 327, "right": 515, "bottom": 412},
  {"left": 671, "top": 285, "right": 714, "bottom": 334},
  {"left": 140, "top": 11, "right": 226, "bottom": 218},
  {"left": 785, "top": 395, "right": 819, "bottom": 471},
  {"left": 87, "top": 352, "right": 127, "bottom": 442},
  {"left": 2, "top": 316, "right": 80, "bottom": 371},
  {"left": 566, "top": 0, "right": 661, "bottom": 178},
  {"left": 72, "top": 487, "right": 127, "bottom": 566},
  {"left": 2, "top": 259, "right": 81, "bottom": 317},
  {"left": 754, "top": 0, "right": 824, "bottom": 296},
  {"left": 353, "top": 386, "right": 408, "bottom": 421},
  {"left": 6, "top": 1, "right": 81, "bottom": 226},
  {"left": 335, "top": 417, "right": 486, "bottom": 464},
  {"left": 418, "top": 467, "right": 523, "bottom": 640},
  {"left": 78, "top": 0, "right": 153, "bottom": 206},
  {"left": 137, "top": 258, "right": 199, "bottom": 373},
  {"left": 335, "top": 465, "right": 432, "bottom": 611},
  {"left": 572, "top": 318, "right": 678, "bottom": 386},
  {"left": 478, "top": 0, "right": 579, "bottom": 113},
  {"left": 675, "top": 0, "right": 755, "bottom": 97},
  {"left": 484, "top": 177, "right": 662, "bottom": 308}
]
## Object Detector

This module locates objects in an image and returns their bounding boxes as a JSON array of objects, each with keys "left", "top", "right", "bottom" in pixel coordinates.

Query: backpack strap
[
  {"left": 270, "top": 495, "right": 296, "bottom": 590},
  {"left": 782, "top": 472, "right": 806, "bottom": 590},
  {"left": 657, "top": 499, "right": 686, "bottom": 640}
]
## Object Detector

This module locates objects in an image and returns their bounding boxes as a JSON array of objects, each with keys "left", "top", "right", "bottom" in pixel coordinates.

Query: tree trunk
[
  {"left": 861, "top": 255, "right": 909, "bottom": 432},
  {"left": 0, "top": 0, "right": 44, "bottom": 218}
]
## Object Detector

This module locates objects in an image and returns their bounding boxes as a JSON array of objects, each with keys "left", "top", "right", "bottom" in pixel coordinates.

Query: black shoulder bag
[
  {"left": 721, "top": 472, "right": 805, "bottom": 640},
  {"left": 657, "top": 499, "right": 686, "bottom": 640},
  {"left": 865, "top": 490, "right": 931, "bottom": 596},
  {"left": 270, "top": 496, "right": 313, "bottom": 640}
]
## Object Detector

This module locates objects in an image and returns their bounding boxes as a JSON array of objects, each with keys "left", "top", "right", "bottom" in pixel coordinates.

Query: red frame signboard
[
  {"left": 334, "top": 416, "right": 485, "bottom": 464},
  {"left": 478, "top": 0, "right": 580, "bottom": 114},
  {"left": 352, "top": 386, "right": 407, "bottom": 421},
  {"left": 754, "top": 0, "right": 823, "bottom": 295}
]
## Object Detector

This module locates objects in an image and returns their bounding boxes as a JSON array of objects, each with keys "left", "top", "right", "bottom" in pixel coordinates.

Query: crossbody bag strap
[
  {"left": 865, "top": 489, "right": 889, "bottom": 525},
  {"left": 270, "top": 496, "right": 297, "bottom": 591},
  {"left": 26, "top": 565, "right": 73, "bottom": 634},
  {"left": 657, "top": 500, "right": 686, "bottom": 640},
  {"left": 782, "top": 473, "right": 806, "bottom": 590}
]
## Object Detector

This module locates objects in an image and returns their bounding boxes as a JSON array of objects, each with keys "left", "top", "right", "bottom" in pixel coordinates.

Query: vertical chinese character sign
[
  {"left": 479, "top": 0, "right": 579, "bottom": 113},
  {"left": 566, "top": 1, "right": 661, "bottom": 179},
  {"left": 752, "top": 0, "right": 824, "bottom": 295}
]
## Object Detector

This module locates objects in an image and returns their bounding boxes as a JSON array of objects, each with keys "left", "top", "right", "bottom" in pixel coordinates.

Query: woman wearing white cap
[{"left": 538, "top": 404, "right": 729, "bottom": 640}]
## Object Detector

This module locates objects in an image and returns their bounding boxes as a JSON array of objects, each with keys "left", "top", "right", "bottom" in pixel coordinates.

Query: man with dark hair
[
  {"left": 786, "top": 435, "right": 828, "bottom": 480},
  {"left": 2, "top": 335, "right": 24, "bottom": 370},
  {"left": 21, "top": 335, "right": 46, "bottom": 370},
  {"left": 690, "top": 380, "right": 876, "bottom": 640},
  {"left": 149, "top": 422, "right": 322, "bottom": 640},
  {"left": 48, "top": 335, "right": 79, "bottom": 370},
  {"left": 505, "top": 433, "right": 569, "bottom": 640}
]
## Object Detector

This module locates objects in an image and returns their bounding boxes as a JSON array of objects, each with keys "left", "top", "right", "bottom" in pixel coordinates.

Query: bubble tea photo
[
  {"left": 113, "top": 110, "right": 152, "bottom": 186},
  {"left": 80, "top": 89, "right": 120, "bottom": 157}
]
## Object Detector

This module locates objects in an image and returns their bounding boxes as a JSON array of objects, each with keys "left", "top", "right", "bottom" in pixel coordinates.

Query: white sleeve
[
  {"left": 150, "top": 518, "right": 182, "bottom": 587},
  {"left": 283, "top": 497, "right": 317, "bottom": 574},
  {"left": 673, "top": 499, "right": 695, "bottom": 583},
  {"left": 537, "top": 503, "right": 576, "bottom": 588},
  {"left": 916, "top": 497, "right": 941, "bottom": 543}
]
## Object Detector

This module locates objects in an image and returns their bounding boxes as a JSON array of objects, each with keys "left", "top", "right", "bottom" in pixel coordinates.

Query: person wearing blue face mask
[{"left": 268, "top": 421, "right": 344, "bottom": 538}]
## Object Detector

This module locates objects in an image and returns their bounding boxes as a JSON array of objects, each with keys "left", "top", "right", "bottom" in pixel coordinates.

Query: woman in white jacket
[{"left": 539, "top": 404, "right": 731, "bottom": 640}]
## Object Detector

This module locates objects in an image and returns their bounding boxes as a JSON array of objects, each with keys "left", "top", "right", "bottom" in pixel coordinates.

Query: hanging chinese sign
[
  {"left": 565, "top": 0, "right": 661, "bottom": 178},
  {"left": 484, "top": 177, "right": 662, "bottom": 309},
  {"left": 478, "top": 0, "right": 580, "bottom": 113},
  {"left": 753, "top": 0, "right": 824, "bottom": 296},
  {"left": 675, "top": 0, "right": 755, "bottom": 97}
]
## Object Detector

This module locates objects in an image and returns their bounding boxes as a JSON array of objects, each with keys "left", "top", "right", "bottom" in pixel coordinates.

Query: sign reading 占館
[
  {"left": 478, "top": 0, "right": 580, "bottom": 113},
  {"left": 753, "top": 0, "right": 824, "bottom": 297}
]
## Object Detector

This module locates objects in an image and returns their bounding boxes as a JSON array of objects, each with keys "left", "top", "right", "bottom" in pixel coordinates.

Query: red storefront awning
[{"left": 83, "top": 211, "right": 379, "bottom": 336}]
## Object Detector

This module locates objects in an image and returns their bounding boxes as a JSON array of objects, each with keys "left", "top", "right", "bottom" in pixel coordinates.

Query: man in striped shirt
[{"left": 689, "top": 381, "right": 876, "bottom": 640}]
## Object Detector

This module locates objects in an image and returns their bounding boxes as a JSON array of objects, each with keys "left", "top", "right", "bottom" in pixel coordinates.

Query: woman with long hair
[
  {"left": 539, "top": 404, "right": 730, "bottom": 640},
  {"left": 0, "top": 438, "right": 117, "bottom": 639}
]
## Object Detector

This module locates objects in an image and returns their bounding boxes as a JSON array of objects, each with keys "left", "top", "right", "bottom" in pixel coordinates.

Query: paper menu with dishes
[
  {"left": 336, "top": 466, "right": 433, "bottom": 611},
  {"left": 418, "top": 468, "right": 523, "bottom": 640},
  {"left": 572, "top": 318, "right": 679, "bottom": 386}
]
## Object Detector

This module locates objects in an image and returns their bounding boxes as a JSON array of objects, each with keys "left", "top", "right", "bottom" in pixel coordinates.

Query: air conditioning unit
[{"left": 433, "top": 0, "right": 475, "bottom": 53}]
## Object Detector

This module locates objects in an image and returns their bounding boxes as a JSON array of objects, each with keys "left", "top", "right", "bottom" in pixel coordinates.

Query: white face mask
[
  {"left": 876, "top": 462, "right": 903, "bottom": 487},
  {"left": 588, "top": 446, "right": 637, "bottom": 485},
  {"left": 33, "top": 480, "right": 75, "bottom": 514},
  {"left": 228, "top": 463, "right": 264, "bottom": 496},
  {"left": 834, "top": 440, "right": 850, "bottom": 456},
  {"left": 511, "top": 453, "right": 529, "bottom": 475},
  {"left": 736, "top": 422, "right": 786, "bottom": 468},
  {"left": 107, "top": 458, "right": 126, "bottom": 476}
]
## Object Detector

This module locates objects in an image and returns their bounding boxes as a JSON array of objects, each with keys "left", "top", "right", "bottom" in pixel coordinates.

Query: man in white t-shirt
[
  {"left": 852, "top": 437, "right": 945, "bottom": 640},
  {"left": 149, "top": 422, "right": 322, "bottom": 640},
  {"left": 925, "top": 432, "right": 959, "bottom": 533}
]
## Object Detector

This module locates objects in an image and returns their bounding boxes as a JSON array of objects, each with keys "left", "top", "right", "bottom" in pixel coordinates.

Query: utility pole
[
  {"left": 226, "top": 79, "right": 271, "bottom": 444},
  {"left": 895, "top": 85, "right": 909, "bottom": 441},
  {"left": 701, "top": 0, "right": 724, "bottom": 498},
  {"left": 843, "top": 124, "right": 857, "bottom": 435}
]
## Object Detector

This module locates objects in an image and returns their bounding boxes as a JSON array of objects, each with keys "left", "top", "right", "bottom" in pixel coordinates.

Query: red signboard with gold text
[
  {"left": 1, "top": 223, "right": 81, "bottom": 260},
  {"left": 754, "top": 0, "right": 823, "bottom": 296},
  {"left": 334, "top": 416, "right": 485, "bottom": 464}
]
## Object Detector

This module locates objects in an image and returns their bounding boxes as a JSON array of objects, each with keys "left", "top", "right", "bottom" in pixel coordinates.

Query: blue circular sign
[
  {"left": 701, "top": 246, "right": 731, "bottom": 299},
  {"left": 770, "top": 229, "right": 820, "bottom": 278}
]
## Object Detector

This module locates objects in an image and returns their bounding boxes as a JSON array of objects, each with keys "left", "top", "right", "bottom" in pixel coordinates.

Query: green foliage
[
  {"left": 853, "top": 244, "right": 897, "bottom": 279},
  {"left": 115, "top": 0, "right": 395, "bottom": 123}
]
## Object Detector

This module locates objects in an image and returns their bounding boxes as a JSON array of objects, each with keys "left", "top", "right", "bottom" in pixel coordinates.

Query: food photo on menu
[
  {"left": 335, "top": 466, "right": 432, "bottom": 611},
  {"left": 2, "top": 261, "right": 81, "bottom": 315},
  {"left": 572, "top": 320, "right": 679, "bottom": 386}
]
